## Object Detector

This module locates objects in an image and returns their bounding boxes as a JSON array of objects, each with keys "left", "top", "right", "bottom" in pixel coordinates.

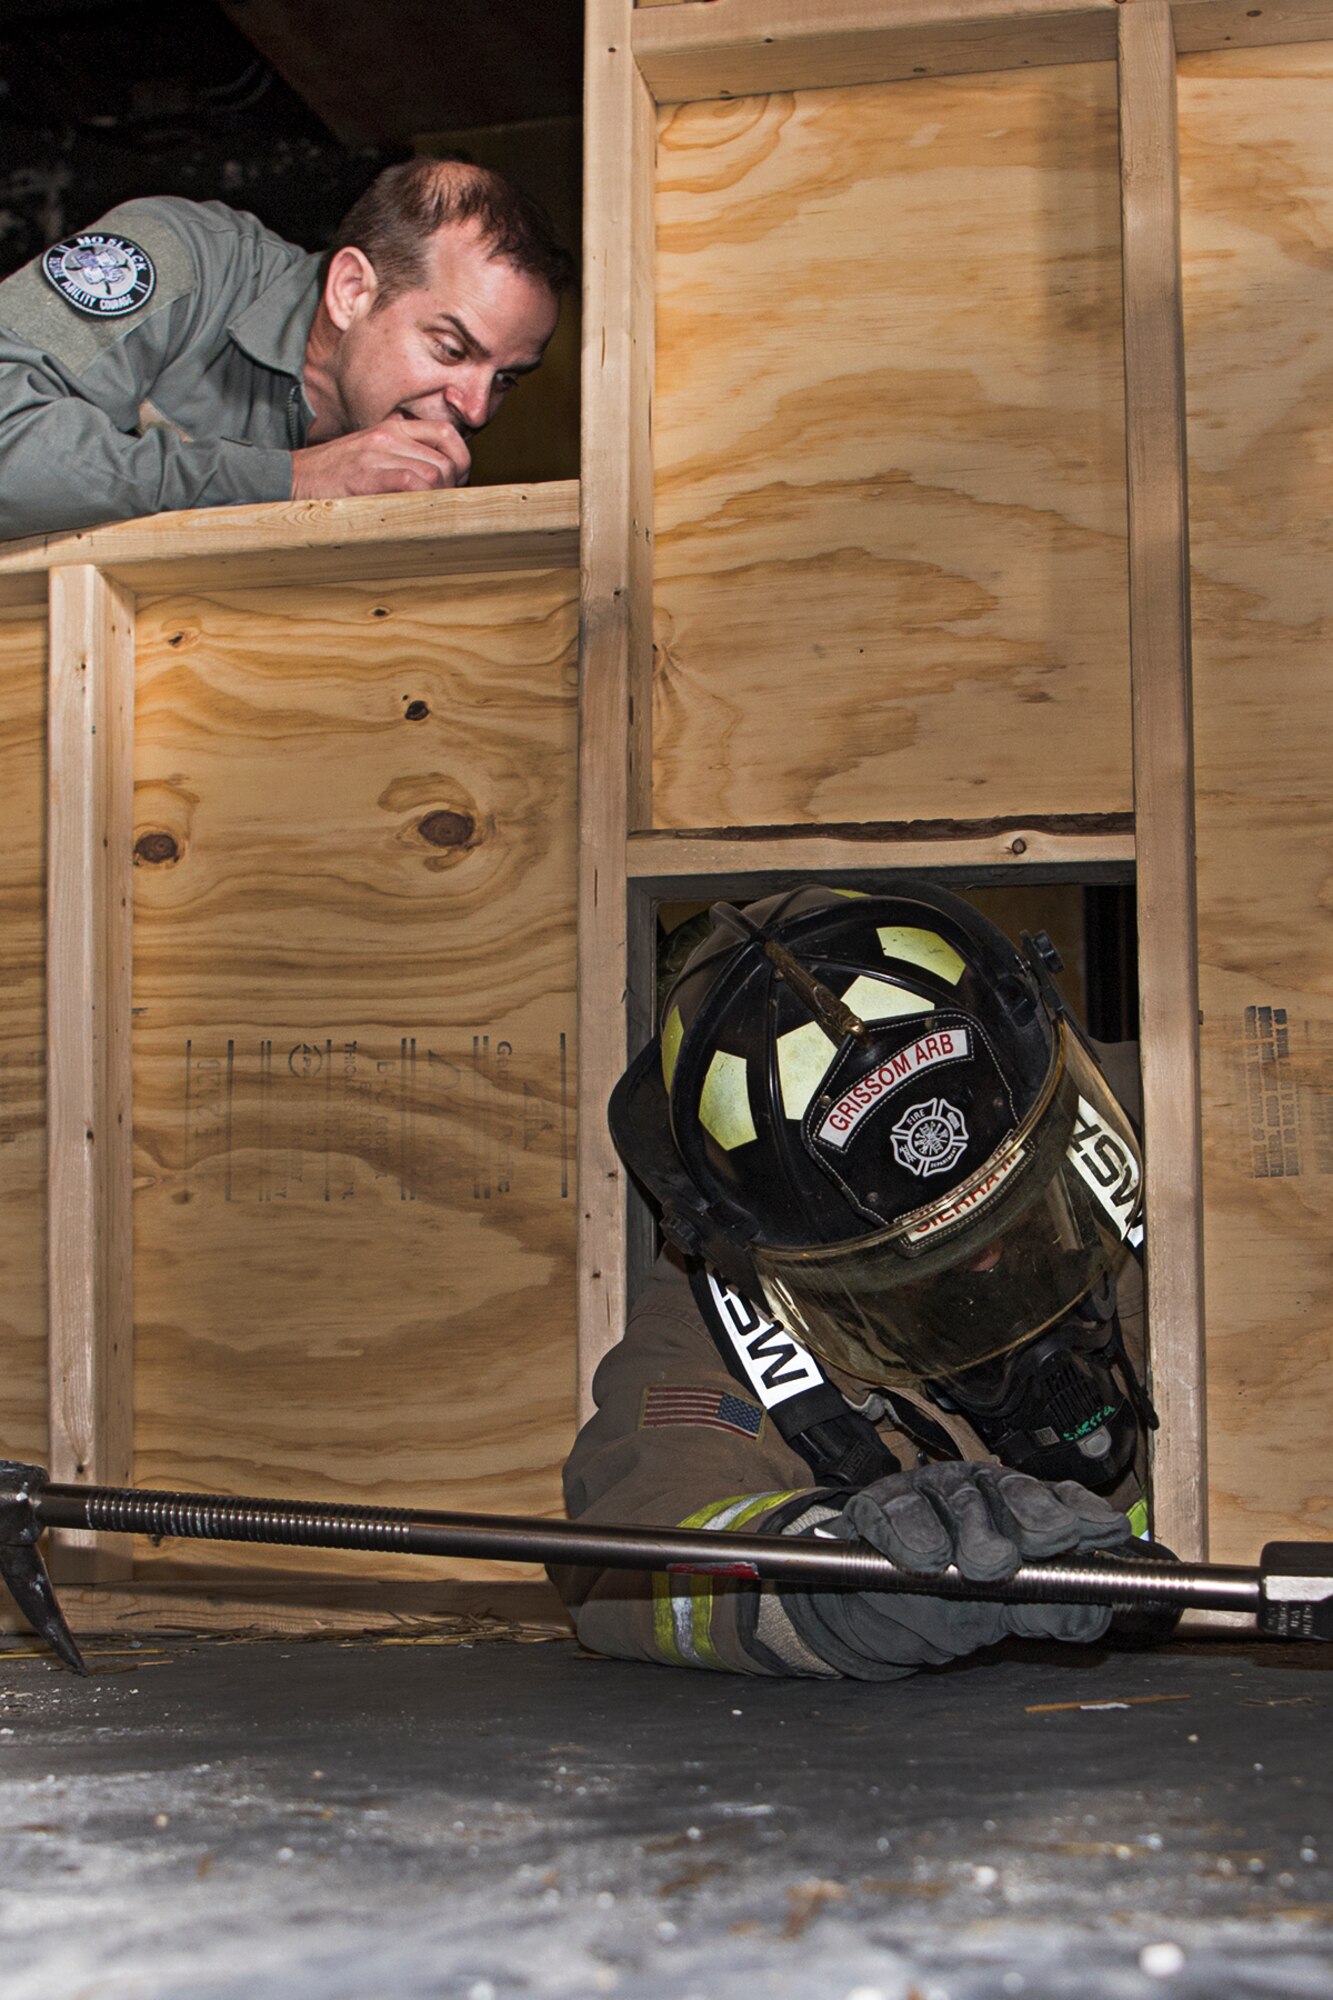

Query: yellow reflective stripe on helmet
[
  {"left": 839, "top": 974, "right": 933, "bottom": 1026},
  {"left": 876, "top": 925, "right": 965, "bottom": 985},
  {"left": 777, "top": 1018, "right": 839, "bottom": 1119},
  {"left": 661, "top": 1004, "right": 685, "bottom": 1091},
  {"left": 651, "top": 1491, "right": 806, "bottom": 1669},
  {"left": 699, "top": 1048, "right": 757, "bottom": 1152}
]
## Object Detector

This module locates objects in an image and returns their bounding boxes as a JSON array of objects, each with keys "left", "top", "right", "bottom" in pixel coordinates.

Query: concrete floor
[{"left": 0, "top": 1628, "right": 1329, "bottom": 2000}]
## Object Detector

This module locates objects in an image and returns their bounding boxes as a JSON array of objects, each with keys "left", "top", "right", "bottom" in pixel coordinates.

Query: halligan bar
[{"left": 32, "top": 1483, "right": 1262, "bottom": 1615}]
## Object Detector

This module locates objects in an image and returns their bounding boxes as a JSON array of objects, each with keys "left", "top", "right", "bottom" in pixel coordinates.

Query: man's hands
[
  {"left": 780, "top": 1463, "right": 1135, "bottom": 1679},
  {"left": 837, "top": 1461, "right": 1132, "bottom": 1581},
  {"left": 290, "top": 413, "right": 471, "bottom": 500}
]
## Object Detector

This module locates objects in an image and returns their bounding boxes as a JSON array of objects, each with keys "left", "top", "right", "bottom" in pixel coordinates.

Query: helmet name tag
[
  {"left": 903, "top": 1143, "right": 1025, "bottom": 1242},
  {"left": 816, "top": 1028, "right": 971, "bottom": 1151},
  {"left": 1066, "top": 1095, "right": 1142, "bottom": 1238}
]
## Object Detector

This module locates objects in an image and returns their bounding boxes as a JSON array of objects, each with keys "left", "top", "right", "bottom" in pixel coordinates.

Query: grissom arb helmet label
[{"left": 816, "top": 1026, "right": 970, "bottom": 1151}]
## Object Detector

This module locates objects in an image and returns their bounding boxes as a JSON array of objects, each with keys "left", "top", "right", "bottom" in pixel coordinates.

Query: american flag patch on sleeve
[{"left": 641, "top": 1386, "right": 765, "bottom": 1439}]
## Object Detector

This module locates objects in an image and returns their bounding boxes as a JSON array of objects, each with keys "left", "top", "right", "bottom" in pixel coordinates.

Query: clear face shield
[{"left": 752, "top": 1025, "right": 1143, "bottom": 1390}]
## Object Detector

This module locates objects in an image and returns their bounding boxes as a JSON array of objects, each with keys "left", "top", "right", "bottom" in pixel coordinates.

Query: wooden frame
[
  {"left": 578, "top": 0, "right": 1333, "bottom": 1563},
  {"left": 632, "top": 0, "right": 1333, "bottom": 86},
  {"left": 1, "top": 483, "right": 578, "bottom": 1631},
  {"left": 4, "top": 0, "right": 1330, "bottom": 1632}
]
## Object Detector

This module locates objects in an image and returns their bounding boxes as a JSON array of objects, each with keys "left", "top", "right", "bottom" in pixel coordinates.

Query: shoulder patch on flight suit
[
  {"left": 0, "top": 211, "right": 195, "bottom": 376},
  {"left": 42, "top": 234, "right": 155, "bottom": 318}
]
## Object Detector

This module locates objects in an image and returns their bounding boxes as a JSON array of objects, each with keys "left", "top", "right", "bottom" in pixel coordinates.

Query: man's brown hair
[{"left": 321, "top": 158, "right": 575, "bottom": 303}]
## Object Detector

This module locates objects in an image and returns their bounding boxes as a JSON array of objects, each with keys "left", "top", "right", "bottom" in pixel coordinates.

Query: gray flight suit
[{"left": 0, "top": 196, "right": 318, "bottom": 539}]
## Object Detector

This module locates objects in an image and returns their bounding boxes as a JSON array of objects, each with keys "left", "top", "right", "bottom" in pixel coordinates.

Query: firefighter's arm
[
  {"left": 552, "top": 1260, "right": 1135, "bottom": 1680},
  {"left": 550, "top": 1257, "right": 840, "bottom": 1676}
]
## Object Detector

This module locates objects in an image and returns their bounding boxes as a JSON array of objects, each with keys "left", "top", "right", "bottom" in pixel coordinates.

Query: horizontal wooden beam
[
  {"left": 1172, "top": 0, "right": 1333, "bottom": 52},
  {"left": 627, "top": 818, "right": 1135, "bottom": 894},
  {"left": 634, "top": 0, "right": 1118, "bottom": 103},
  {"left": 632, "top": 0, "right": 1333, "bottom": 98},
  {"left": 0, "top": 482, "right": 580, "bottom": 606}
]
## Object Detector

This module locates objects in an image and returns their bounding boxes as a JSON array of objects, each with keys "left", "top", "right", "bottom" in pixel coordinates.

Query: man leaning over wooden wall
[{"left": 0, "top": 157, "right": 572, "bottom": 540}]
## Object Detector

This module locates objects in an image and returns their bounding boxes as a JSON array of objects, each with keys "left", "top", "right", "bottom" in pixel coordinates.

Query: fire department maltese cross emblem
[
  {"left": 42, "top": 234, "right": 156, "bottom": 319},
  {"left": 890, "top": 1097, "right": 969, "bottom": 1178}
]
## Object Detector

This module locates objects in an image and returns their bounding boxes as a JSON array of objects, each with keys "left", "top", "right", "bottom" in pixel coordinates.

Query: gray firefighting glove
[{"left": 781, "top": 1461, "right": 1135, "bottom": 1681}]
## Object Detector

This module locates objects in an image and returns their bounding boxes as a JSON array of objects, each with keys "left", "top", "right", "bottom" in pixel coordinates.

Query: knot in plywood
[
  {"left": 418, "top": 809, "right": 477, "bottom": 851},
  {"left": 134, "top": 830, "right": 181, "bottom": 867}
]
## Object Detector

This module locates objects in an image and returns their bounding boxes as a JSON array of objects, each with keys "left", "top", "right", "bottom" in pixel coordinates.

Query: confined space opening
[{"left": 653, "top": 882, "right": 1139, "bottom": 1048}]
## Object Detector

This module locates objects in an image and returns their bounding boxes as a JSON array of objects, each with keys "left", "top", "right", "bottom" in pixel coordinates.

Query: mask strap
[{"left": 690, "top": 1265, "right": 900, "bottom": 1490}]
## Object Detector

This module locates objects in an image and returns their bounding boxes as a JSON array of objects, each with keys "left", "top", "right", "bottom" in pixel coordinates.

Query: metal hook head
[{"left": 0, "top": 1461, "right": 86, "bottom": 1675}]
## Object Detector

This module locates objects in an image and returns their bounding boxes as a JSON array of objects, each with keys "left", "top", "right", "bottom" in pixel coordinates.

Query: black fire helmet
[{"left": 609, "top": 881, "right": 1144, "bottom": 1392}]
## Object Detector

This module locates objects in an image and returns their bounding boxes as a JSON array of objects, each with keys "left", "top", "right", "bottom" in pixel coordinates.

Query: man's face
[{"left": 328, "top": 218, "right": 559, "bottom": 442}]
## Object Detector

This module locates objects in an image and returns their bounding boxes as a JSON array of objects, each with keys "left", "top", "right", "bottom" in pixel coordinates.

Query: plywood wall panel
[
  {"left": 652, "top": 65, "right": 1131, "bottom": 829},
  {"left": 0, "top": 609, "right": 48, "bottom": 1468},
  {"left": 129, "top": 571, "right": 578, "bottom": 1582},
  {"left": 1180, "top": 43, "right": 1333, "bottom": 1558}
]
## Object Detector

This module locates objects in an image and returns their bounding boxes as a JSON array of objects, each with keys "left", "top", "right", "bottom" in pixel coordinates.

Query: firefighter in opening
[{"left": 550, "top": 881, "right": 1160, "bottom": 1679}]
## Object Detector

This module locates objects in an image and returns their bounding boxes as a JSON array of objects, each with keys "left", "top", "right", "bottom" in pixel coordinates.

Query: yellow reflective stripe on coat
[{"left": 651, "top": 1491, "right": 805, "bottom": 1670}]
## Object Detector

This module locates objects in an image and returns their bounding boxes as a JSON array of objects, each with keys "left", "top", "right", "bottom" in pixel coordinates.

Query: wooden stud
[
  {"left": 46, "top": 566, "right": 136, "bottom": 1578},
  {"left": 1177, "top": 43, "right": 1333, "bottom": 1560},
  {"left": 578, "top": 0, "right": 658, "bottom": 1419},
  {"left": 0, "top": 608, "right": 52, "bottom": 1474},
  {"left": 1117, "top": 1, "right": 1208, "bottom": 1560},
  {"left": 634, "top": 0, "right": 1118, "bottom": 103}
]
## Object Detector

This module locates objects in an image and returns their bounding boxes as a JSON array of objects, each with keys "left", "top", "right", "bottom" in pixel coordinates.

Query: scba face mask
[
  {"left": 921, "top": 1275, "right": 1154, "bottom": 1495},
  {"left": 751, "top": 1024, "right": 1143, "bottom": 1390}
]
